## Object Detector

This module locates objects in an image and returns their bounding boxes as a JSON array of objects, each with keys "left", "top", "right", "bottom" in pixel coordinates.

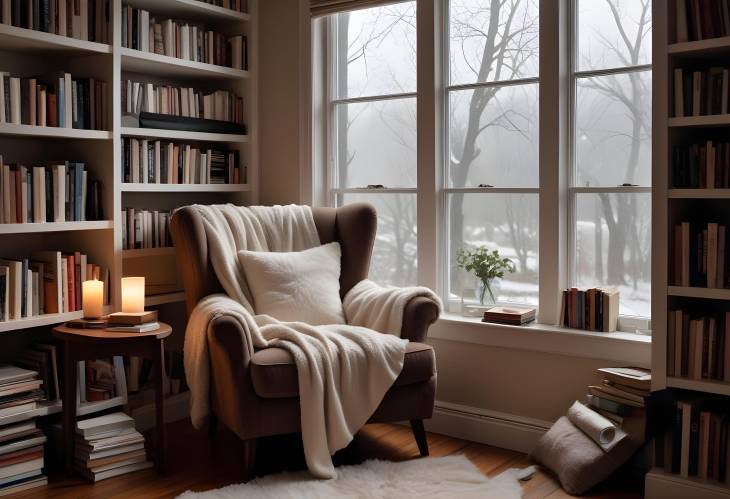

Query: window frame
[
  {"left": 314, "top": 0, "right": 652, "bottom": 332},
  {"left": 566, "top": 0, "right": 652, "bottom": 325}
]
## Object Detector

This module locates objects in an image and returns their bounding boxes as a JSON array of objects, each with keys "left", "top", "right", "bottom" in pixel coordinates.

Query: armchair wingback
[{"left": 169, "top": 203, "right": 439, "bottom": 479}]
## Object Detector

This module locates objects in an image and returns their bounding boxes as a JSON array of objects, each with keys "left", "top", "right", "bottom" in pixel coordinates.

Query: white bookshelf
[
  {"left": 649, "top": 2, "right": 730, "bottom": 497},
  {"left": 0, "top": 0, "right": 258, "bottom": 425}
]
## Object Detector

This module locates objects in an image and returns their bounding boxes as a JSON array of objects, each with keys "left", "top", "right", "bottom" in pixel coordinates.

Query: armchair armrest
[{"left": 401, "top": 295, "right": 440, "bottom": 343}]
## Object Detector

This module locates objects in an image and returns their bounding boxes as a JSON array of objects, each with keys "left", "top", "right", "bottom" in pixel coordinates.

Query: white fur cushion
[{"left": 237, "top": 242, "right": 345, "bottom": 325}]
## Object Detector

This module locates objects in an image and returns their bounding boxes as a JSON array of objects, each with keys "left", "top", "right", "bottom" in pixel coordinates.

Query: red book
[{"left": 65, "top": 254, "right": 75, "bottom": 312}]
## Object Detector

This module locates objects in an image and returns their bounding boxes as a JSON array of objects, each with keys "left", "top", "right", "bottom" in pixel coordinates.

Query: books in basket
[{"left": 482, "top": 306, "right": 536, "bottom": 325}]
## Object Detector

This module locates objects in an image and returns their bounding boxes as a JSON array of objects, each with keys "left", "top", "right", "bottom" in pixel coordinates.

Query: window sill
[{"left": 429, "top": 313, "right": 651, "bottom": 366}]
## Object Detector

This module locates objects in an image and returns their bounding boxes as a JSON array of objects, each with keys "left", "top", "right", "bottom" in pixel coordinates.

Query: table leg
[
  {"left": 62, "top": 341, "right": 77, "bottom": 475},
  {"left": 154, "top": 339, "right": 166, "bottom": 471}
]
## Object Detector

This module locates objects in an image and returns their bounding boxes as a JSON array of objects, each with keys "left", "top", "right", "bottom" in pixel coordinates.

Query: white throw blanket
[{"left": 184, "top": 204, "right": 441, "bottom": 479}]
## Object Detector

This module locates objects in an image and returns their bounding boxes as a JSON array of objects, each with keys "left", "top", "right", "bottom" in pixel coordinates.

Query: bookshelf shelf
[
  {"left": 668, "top": 115, "right": 730, "bottom": 128},
  {"left": 121, "top": 183, "right": 250, "bottom": 193},
  {"left": 122, "top": 247, "right": 176, "bottom": 259},
  {"left": 668, "top": 189, "right": 730, "bottom": 199},
  {"left": 145, "top": 292, "right": 186, "bottom": 307},
  {"left": 0, "top": 124, "right": 112, "bottom": 140},
  {"left": 120, "top": 127, "right": 248, "bottom": 143},
  {"left": 666, "top": 286, "right": 730, "bottom": 300},
  {"left": 0, "top": 24, "right": 112, "bottom": 54},
  {"left": 0, "top": 221, "right": 114, "bottom": 235},
  {"left": 120, "top": 47, "right": 249, "bottom": 80},
  {"left": 0, "top": 310, "right": 86, "bottom": 333},
  {"left": 668, "top": 36, "right": 730, "bottom": 56},
  {"left": 124, "top": 0, "right": 251, "bottom": 22},
  {"left": 667, "top": 377, "right": 730, "bottom": 396}
]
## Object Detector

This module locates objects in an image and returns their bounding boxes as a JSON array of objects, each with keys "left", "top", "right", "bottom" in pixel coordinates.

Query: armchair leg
[
  {"left": 242, "top": 438, "right": 257, "bottom": 482},
  {"left": 208, "top": 413, "right": 218, "bottom": 440},
  {"left": 410, "top": 420, "right": 429, "bottom": 457}
]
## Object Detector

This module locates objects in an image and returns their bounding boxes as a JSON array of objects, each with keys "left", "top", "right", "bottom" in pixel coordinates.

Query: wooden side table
[{"left": 52, "top": 322, "right": 172, "bottom": 475}]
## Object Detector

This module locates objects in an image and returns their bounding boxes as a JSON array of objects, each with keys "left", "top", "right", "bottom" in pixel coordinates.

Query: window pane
[
  {"left": 340, "top": 193, "right": 417, "bottom": 287},
  {"left": 449, "top": 0, "right": 539, "bottom": 85},
  {"left": 574, "top": 71, "right": 651, "bottom": 187},
  {"left": 449, "top": 83, "right": 538, "bottom": 188},
  {"left": 577, "top": 0, "right": 652, "bottom": 71},
  {"left": 448, "top": 193, "right": 538, "bottom": 305},
  {"left": 334, "top": 2, "right": 416, "bottom": 99},
  {"left": 574, "top": 193, "right": 651, "bottom": 318},
  {"left": 335, "top": 98, "right": 416, "bottom": 188}
]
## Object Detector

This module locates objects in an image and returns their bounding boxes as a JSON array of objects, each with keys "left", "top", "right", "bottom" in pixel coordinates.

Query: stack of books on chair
[
  {"left": 0, "top": 366, "right": 48, "bottom": 496},
  {"left": 106, "top": 311, "right": 159, "bottom": 333},
  {"left": 585, "top": 367, "right": 651, "bottom": 439},
  {"left": 74, "top": 412, "right": 151, "bottom": 482}
]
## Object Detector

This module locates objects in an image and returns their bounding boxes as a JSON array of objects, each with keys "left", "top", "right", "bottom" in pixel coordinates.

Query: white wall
[{"left": 257, "top": 1, "right": 643, "bottom": 426}]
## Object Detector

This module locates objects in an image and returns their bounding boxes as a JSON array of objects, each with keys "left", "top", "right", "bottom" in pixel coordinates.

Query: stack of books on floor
[
  {"left": 667, "top": 309, "right": 730, "bottom": 381},
  {"left": 0, "top": 365, "right": 48, "bottom": 496},
  {"left": 74, "top": 412, "right": 151, "bottom": 482},
  {"left": 585, "top": 367, "right": 651, "bottom": 439},
  {"left": 671, "top": 221, "right": 727, "bottom": 288},
  {"left": 106, "top": 311, "right": 159, "bottom": 333},
  {"left": 559, "top": 287, "right": 619, "bottom": 332},
  {"left": 659, "top": 397, "right": 730, "bottom": 482},
  {"left": 482, "top": 306, "right": 536, "bottom": 325}
]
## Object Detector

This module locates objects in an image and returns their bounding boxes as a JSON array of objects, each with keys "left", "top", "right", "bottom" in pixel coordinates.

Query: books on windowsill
[
  {"left": 73, "top": 412, "right": 152, "bottom": 482},
  {"left": 559, "top": 288, "right": 619, "bottom": 332},
  {"left": 482, "top": 306, "right": 536, "bottom": 325}
]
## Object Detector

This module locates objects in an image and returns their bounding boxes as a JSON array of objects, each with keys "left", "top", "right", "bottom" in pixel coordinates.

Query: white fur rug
[{"left": 176, "top": 455, "right": 526, "bottom": 499}]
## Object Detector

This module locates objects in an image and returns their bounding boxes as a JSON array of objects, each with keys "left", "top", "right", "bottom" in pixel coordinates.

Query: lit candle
[
  {"left": 82, "top": 280, "right": 104, "bottom": 319},
  {"left": 121, "top": 277, "right": 145, "bottom": 313}
]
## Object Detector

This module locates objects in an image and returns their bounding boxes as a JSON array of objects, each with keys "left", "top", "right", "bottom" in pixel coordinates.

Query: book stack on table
[
  {"left": 106, "top": 311, "right": 159, "bottom": 333},
  {"left": 585, "top": 367, "right": 651, "bottom": 441},
  {"left": 0, "top": 366, "right": 49, "bottom": 496},
  {"left": 74, "top": 412, "right": 151, "bottom": 482}
]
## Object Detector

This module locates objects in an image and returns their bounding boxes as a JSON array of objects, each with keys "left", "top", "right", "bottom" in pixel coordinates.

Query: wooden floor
[{"left": 16, "top": 419, "right": 643, "bottom": 498}]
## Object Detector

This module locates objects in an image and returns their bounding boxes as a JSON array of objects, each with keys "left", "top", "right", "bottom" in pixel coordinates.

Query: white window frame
[
  {"left": 566, "top": 0, "right": 652, "bottom": 329},
  {"left": 313, "top": 0, "right": 652, "bottom": 333}
]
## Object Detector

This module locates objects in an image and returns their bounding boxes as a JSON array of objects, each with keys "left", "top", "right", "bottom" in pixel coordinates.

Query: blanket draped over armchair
[{"left": 183, "top": 204, "right": 441, "bottom": 479}]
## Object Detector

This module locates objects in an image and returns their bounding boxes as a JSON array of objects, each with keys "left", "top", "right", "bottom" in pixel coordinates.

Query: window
[
  {"left": 314, "top": 0, "right": 652, "bottom": 327},
  {"left": 446, "top": 0, "right": 540, "bottom": 307},
  {"left": 571, "top": 0, "right": 652, "bottom": 318},
  {"left": 326, "top": 2, "right": 418, "bottom": 287}
]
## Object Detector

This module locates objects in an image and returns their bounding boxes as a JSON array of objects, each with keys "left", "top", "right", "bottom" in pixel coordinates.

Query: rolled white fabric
[{"left": 567, "top": 400, "right": 627, "bottom": 452}]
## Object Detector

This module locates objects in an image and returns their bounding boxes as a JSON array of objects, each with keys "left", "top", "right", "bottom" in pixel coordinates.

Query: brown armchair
[{"left": 169, "top": 203, "right": 440, "bottom": 477}]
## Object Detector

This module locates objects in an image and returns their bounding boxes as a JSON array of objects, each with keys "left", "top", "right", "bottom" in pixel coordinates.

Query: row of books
[
  {"left": 0, "top": 366, "right": 49, "bottom": 495},
  {"left": 122, "top": 138, "right": 243, "bottom": 185},
  {"left": 0, "top": 251, "right": 110, "bottom": 322},
  {"left": 672, "top": 222, "right": 727, "bottom": 288},
  {"left": 674, "top": 67, "right": 730, "bottom": 118},
  {"left": 121, "top": 209, "right": 172, "bottom": 251},
  {"left": 202, "top": 0, "right": 247, "bottom": 11},
  {"left": 122, "top": 5, "right": 248, "bottom": 70},
  {"left": 559, "top": 288, "right": 619, "bottom": 332},
  {"left": 122, "top": 79, "right": 244, "bottom": 125},
  {"left": 0, "top": 158, "right": 102, "bottom": 224},
  {"left": 659, "top": 399, "right": 730, "bottom": 482},
  {"left": 73, "top": 412, "right": 151, "bottom": 482},
  {"left": 80, "top": 358, "right": 118, "bottom": 403},
  {"left": 0, "top": 72, "right": 109, "bottom": 130},
  {"left": 0, "top": 0, "right": 111, "bottom": 44},
  {"left": 672, "top": 141, "right": 730, "bottom": 189},
  {"left": 668, "top": 310, "right": 730, "bottom": 382},
  {"left": 675, "top": 0, "right": 730, "bottom": 43}
]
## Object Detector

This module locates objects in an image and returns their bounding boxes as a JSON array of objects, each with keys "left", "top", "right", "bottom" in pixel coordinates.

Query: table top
[{"left": 53, "top": 322, "right": 172, "bottom": 341}]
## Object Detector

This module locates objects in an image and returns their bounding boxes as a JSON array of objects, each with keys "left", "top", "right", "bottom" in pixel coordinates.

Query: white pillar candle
[
  {"left": 82, "top": 280, "right": 104, "bottom": 319},
  {"left": 121, "top": 277, "right": 145, "bottom": 313}
]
